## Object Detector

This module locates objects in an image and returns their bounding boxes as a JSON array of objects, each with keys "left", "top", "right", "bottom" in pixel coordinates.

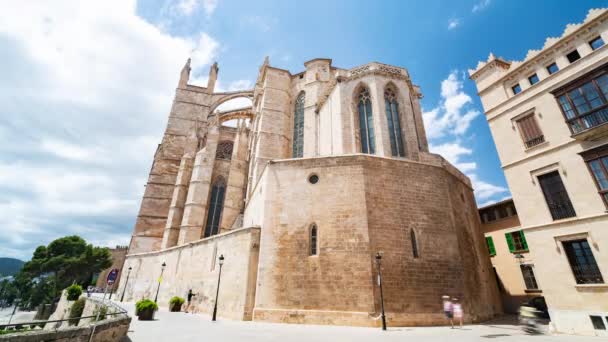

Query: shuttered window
[
  {"left": 486, "top": 236, "right": 496, "bottom": 256},
  {"left": 516, "top": 114, "right": 545, "bottom": 148},
  {"left": 505, "top": 230, "right": 528, "bottom": 253},
  {"left": 538, "top": 171, "right": 576, "bottom": 220}
]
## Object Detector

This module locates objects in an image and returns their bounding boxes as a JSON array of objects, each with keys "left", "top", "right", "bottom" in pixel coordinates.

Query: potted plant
[
  {"left": 135, "top": 299, "right": 158, "bottom": 321},
  {"left": 169, "top": 296, "right": 185, "bottom": 312}
]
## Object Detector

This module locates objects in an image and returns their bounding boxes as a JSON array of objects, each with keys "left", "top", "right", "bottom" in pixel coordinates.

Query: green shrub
[
  {"left": 66, "top": 284, "right": 83, "bottom": 301},
  {"left": 68, "top": 298, "right": 86, "bottom": 326},
  {"left": 93, "top": 305, "right": 107, "bottom": 321},
  {"left": 135, "top": 299, "right": 158, "bottom": 315},
  {"left": 169, "top": 296, "right": 185, "bottom": 305}
]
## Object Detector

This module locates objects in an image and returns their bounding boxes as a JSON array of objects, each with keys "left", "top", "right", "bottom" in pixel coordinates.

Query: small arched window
[
  {"left": 357, "top": 88, "right": 375, "bottom": 154},
  {"left": 411, "top": 229, "right": 419, "bottom": 258},
  {"left": 293, "top": 92, "right": 305, "bottom": 158},
  {"left": 204, "top": 177, "right": 226, "bottom": 238},
  {"left": 310, "top": 224, "right": 318, "bottom": 256},
  {"left": 215, "top": 141, "right": 233, "bottom": 160},
  {"left": 385, "top": 87, "right": 405, "bottom": 157}
]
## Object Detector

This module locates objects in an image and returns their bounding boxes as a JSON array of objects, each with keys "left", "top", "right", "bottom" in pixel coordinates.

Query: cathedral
[{"left": 119, "top": 57, "right": 502, "bottom": 326}]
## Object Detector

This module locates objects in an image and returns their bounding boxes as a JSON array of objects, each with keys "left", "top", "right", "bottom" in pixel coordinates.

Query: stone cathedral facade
[{"left": 120, "top": 57, "right": 502, "bottom": 326}]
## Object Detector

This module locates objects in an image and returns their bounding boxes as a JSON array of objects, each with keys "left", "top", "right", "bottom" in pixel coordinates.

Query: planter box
[
  {"left": 169, "top": 303, "right": 183, "bottom": 312},
  {"left": 137, "top": 309, "right": 155, "bottom": 321}
]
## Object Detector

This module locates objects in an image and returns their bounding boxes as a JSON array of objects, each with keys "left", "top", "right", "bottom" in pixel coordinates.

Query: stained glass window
[
  {"left": 293, "top": 92, "right": 305, "bottom": 158},
  {"left": 204, "top": 177, "right": 226, "bottom": 238},
  {"left": 358, "top": 88, "right": 375, "bottom": 154},
  {"left": 215, "top": 141, "right": 233, "bottom": 160},
  {"left": 384, "top": 87, "right": 405, "bottom": 157}
]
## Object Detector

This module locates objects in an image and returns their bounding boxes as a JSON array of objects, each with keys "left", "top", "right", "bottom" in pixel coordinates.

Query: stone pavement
[{"left": 109, "top": 300, "right": 604, "bottom": 342}]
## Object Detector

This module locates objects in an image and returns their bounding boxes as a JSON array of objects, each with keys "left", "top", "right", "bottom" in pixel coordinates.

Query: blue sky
[{"left": 0, "top": 0, "right": 600, "bottom": 260}]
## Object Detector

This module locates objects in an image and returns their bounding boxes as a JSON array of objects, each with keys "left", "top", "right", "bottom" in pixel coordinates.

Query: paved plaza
[{"left": 112, "top": 301, "right": 603, "bottom": 342}]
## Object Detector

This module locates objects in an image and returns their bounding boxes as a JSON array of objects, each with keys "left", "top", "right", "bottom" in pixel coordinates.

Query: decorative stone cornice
[
  {"left": 345, "top": 62, "right": 410, "bottom": 82},
  {"left": 469, "top": 8, "right": 607, "bottom": 80}
]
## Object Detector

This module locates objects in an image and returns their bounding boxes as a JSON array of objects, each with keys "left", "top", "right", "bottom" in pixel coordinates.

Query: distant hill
[{"left": 0, "top": 257, "right": 24, "bottom": 276}]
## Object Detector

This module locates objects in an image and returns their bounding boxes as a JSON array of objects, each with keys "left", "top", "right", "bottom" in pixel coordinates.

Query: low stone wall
[
  {"left": 120, "top": 226, "right": 261, "bottom": 320},
  {"left": 0, "top": 315, "right": 131, "bottom": 342}
]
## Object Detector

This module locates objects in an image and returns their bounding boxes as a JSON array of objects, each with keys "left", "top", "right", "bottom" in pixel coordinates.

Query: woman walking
[
  {"left": 452, "top": 298, "right": 463, "bottom": 328},
  {"left": 442, "top": 295, "right": 454, "bottom": 328}
]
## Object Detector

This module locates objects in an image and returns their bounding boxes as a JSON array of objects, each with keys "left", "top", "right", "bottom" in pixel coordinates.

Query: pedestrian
[
  {"left": 442, "top": 295, "right": 454, "bottom": 328},
  {"left": 452, "top": 297, "right": 463, "bottom": 328},
  {"left": 185, "top": 289, "right": 196, "bottom": 313}
]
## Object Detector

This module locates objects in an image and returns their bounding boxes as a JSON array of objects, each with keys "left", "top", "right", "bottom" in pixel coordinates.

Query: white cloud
[
  {"left": 0, "top": 1, "right": 220, "bottom": 259},
  {"left": 202, "top": 0, "right": 219, "bottom": 16},
  {"left": 448, "top": 18, "right": 461, "bottom": 30},
  {"left": 472, "top": 0, "right": 491, "bottom": 13},
  {"left": 173, "top": 0, "right": 218, "bottom": 17},
  {"left": 423, "top": 71, "right": 480, "bottom": 139},
  {"left": 425, "top": 72, "right": 508, "bottom": 204}
]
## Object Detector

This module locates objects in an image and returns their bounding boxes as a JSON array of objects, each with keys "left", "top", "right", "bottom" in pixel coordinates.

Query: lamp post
[
  {"left": 120, "top": 266, "right": 133, "bottom": 302},
  {"left": 154, "top": 262, "right": 166, "bottom": 303},
  {"left": 212, "top": 254, "right": 224, "bottom": 321},
  {"left": 375, "top": 252, "right": 387, "bottom": 331}
]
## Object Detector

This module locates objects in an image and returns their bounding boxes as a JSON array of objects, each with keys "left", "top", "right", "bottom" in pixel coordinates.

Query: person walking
[
  {"left": 185, "top": 289, "right": 196, "bottom": 313},
  {"left": 452, "top": 297, "right": 463, "bottom": 328},
  {"left": 442, "top": 295, "right": 454, "bottom": 328}
]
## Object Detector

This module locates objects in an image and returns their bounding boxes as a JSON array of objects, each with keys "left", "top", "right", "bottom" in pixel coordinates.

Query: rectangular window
[
  {"left": 547, "top": 62, "right": 559, "bottom": 75},
  {"left": 505, "top": 230, "right": 528, "bottom": 253},
  {"left": 590, "top": 316, "right": 606, "bottom": 330},
  {"left": 516, "top": 114, "right": 545, "bottom": 148},
  {"left": 581, "top": 144, "right": 608, "bottom": 207},
  {"left": 590, "top": 36, "right": 605, "bottom": 51},
  {"left": 538, "top": 171, "right": 576, "bottom": 220},
  {"left": 563, "top": 239, "right": 604, "bottom": 284},
  {"left": 520, "top": 264, "right": 539, "bottom": 290},
  {"left": 528, "top": 73, "right": 540, "bottom": 85},
  {"left": 512, "top": 84, "right": 522, "bottom": 95},
  {"left": 486, "top": 236, "right": 496, "bottom": 256},
  {"left": 567, "top": 50, "right": 581, "bottom": 63}
]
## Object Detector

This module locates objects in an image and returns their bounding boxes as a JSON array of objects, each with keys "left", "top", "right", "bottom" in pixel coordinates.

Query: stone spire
[
  {"left": 207, "top": 62, "right": 219, "bottom": 94},
  {"left": 178, "top": 58, "right": 191, "bottom": 88}
]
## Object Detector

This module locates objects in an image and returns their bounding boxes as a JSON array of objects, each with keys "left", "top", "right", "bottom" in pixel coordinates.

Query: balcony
[
  {"left": 570, "top": 106, "right": 608, "bottom": 140},
  {"left": 524, "top": 135, "right": 545, "bottom": 149}
]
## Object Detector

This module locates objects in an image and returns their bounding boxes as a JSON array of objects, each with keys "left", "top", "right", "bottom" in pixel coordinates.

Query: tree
[{"left": 13, "top": 236, "right": 113, "bottom": 308}]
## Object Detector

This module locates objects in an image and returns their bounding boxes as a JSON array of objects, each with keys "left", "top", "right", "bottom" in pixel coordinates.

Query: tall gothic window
[
  {"left": 310, "top": 224, "right": 318, "bottom": 256},
  {"left": 204, "top": 177, "right": 226, "bottom": 238},
  {"left": 385, "top": 87, "right": 405, "bottom": 157},
  {"left": 215, "top": 141, "right": 233, "bottom": 160},
  {"left": 293, "top": 92, "right": 305, "bottom": 158},
  {"left": 357, "top": 88, "right": 375, "bottom": 154}
]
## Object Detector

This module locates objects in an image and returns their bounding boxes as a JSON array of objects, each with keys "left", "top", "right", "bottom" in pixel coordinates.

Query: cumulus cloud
[
  {"left": 425, "top": 72, "right": 508, "bottom": 203},
  {"left": 472, "top": 0, "right": 492, "bottom": 13},
  {"left": 448, "top": 18, "right": 461, "bottom": 30},
  {"left": 0, "top": 1, "right": 219, "bottom": 259}
]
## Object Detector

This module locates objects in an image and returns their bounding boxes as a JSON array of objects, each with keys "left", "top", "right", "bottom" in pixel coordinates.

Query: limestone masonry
[{"left": 119, "top": 57, "right": 502, "bottom": 326}]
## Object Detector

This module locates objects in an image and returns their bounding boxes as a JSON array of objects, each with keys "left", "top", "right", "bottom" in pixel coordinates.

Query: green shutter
[
  {"left": 520, "top": 230, "right": 529, "bottom": 251},
  {"left": 505, "top": 232, "right": 515, "bottom": 253},
  {"left": 486, "top": 236, "right": 496, "bottom": 256}
]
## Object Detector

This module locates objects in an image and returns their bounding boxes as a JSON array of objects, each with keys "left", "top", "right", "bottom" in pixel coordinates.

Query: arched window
[
  {"left": 411, "top": 229, "right": 419, "bottom": 258},
  {"left": 357, "top": 88, "right": 375, "bottom": 154},
  {"left": 293, "top": 92, "right": 305, "bottom": 158},
  {"left": 310, "top": 224, "right": 318, "bottom": 256},
  {"left": 385, "top": 87, "right": 405, "bottom": 157},
  {"left": 204, "top": 177, "right": 226, "bottom": 238},
  {"left": 215, "top": 141, "right": 233, "bottom": 160}
]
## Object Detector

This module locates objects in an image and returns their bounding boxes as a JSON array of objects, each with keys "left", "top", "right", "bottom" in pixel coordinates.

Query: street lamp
[
  {"left": 375, "top": 252, "right": 387, "bottom": 331},
  {"left": 212, "top": 254, "right": 224, "bottom": 321},
  {"left": 154, "top": 262, "right": 166, "bottom": 303},
  {"left": 120, "top": 266, "right": 133, "bottom": 302}
]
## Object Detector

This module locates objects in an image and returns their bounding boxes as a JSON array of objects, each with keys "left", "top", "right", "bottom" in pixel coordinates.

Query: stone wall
[
  {"left": 1, "top": 316, "right": 131, "bottom": 342},
  {"left": 119, "top": 226, "right": 260, "bottom": 320},
  {"left": 247, "top": 154, "right": 502, "bottom": 326}
]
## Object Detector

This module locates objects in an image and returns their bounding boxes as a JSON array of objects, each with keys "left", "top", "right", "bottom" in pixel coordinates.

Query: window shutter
[
  {"left": 505, "top": 233, "right": 515, "bottom": 253},
  {"left": 520, "top": 230, "right": 529, "bottom": 251},
  {"left": 486, "top": 237, "right": 496, "bottom": 256}
]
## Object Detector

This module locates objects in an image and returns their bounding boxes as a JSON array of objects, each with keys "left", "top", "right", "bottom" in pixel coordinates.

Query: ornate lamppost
[
  {"left": 212, "top": 254, "right": 224, "bottom": 321},
  {"left": 120, "top": 266, "right": 133, "bottom": 302},
  {"left": 375, "top": 252, "right": 387, "bottom": 331},
  {"left": 154, "top": 262, "right": 166, "bottom": 303}
]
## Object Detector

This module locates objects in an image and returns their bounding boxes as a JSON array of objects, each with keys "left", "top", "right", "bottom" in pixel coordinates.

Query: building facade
[
  {"left": 480, "top": 199, "right": 542, "bottom": 314},
  {"left": 470, "top": 8, "right": 608, "bottom": 336},
  {"left": 119, "top": 56, "right": 501, "bottom": 327}
]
